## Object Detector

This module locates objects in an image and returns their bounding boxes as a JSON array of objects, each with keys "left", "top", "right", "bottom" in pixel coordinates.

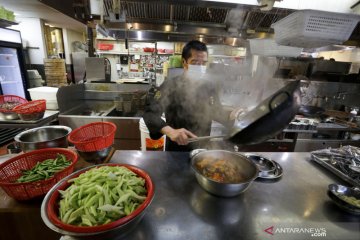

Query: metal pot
[
  {"left": 14, "top": 126, "right": 72, "bottom": 152},
  {"left": 190, "top": 150, "right": 259, "bottom": 197}
]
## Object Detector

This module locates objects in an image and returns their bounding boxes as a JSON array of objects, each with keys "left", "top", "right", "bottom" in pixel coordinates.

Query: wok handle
[{"left": 268, "top": 91, "right": 291, "bottom": 112}]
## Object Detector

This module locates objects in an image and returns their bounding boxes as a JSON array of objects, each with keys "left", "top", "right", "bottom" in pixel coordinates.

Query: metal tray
[{"left": 311, "top": 153, "right": 360, "bottom": 187}]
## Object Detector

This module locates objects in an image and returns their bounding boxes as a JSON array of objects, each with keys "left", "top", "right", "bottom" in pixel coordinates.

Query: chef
[{"left": 143, "top": 40, "right": 241, "bottom": 151}]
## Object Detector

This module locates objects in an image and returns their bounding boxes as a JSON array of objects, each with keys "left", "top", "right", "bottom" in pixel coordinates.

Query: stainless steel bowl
[
  {"left": 14, "top": 126, "right": 72, "bottom": 152},
  {"left": 40, "top": 164, "right": 154, "bottom": 239},
  {"left": 0, "top": 111, "right": 19, "bottom": 120},
  {"left": 190, "top": 150, "right": 259, "bottom": 197},
  {"left": 328, "top": 184, "right": 360, "bottom": 215},
  {"left": 76, "top": 146, "right": 112, "bottom": 164}
]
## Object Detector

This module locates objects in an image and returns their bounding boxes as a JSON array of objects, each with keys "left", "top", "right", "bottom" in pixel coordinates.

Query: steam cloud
[{"left": 158, "top": 51, "right": 287, "bottom": 150}]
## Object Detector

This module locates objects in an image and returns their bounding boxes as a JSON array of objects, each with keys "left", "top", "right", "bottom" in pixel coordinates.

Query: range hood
[
  {"left": 40, "top": 0, "right": 360, "bottom": 47},
  {"left": 94, "top": 0, "right": 294, "bottom": 46}
]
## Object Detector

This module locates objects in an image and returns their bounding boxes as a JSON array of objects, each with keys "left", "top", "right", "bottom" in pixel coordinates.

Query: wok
[
  {"left": 298, "top": 105, "right": 325, "bottom": 117},
  {"left": 189, "top": 80, "right": 301, "bottom": 145}
]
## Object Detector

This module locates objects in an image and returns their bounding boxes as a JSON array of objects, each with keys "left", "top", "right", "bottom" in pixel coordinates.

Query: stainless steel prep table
[
  {"left": 0, "top": 152, "right": 359, "bottom": 240},
  {"left": 105, "top": 151, "right": 360, "bottom": 240}
]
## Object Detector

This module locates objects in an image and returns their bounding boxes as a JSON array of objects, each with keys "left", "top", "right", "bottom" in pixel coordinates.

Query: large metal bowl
[
  {"left": 41, "top": 164, "right": 154, "bottom": 239},
  {"left": 14, "top": 126, "right": 72, "bottom": 152},
  {"left": 0, "top": 111, "right": 19, "bottom": 120},
  {"left": 190, "top": 150, "right": 259, "bottom": 197},
  {"left": 76, "top": 146, "right": 112, "bottom": 164}
]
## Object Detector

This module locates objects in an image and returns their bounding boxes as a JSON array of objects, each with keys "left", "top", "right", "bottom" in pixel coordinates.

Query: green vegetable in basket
[
  {"left": 16, "top": 154, "right": 71, "bottom": 183},
  {"left": 58, "top": 166, "right": 147, "bottom": 226}
]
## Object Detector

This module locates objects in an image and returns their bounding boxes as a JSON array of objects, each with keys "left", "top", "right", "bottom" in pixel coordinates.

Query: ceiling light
[{"left": 137, "top": 31, "right": 143, "bottom": 40}]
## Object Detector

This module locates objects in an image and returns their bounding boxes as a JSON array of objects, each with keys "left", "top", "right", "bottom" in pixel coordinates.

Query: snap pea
[
  {"left": 58, "top": 166, "right": 147, "bottom": 227},
  {"left": 16, "top": 154, "right": 71, "bottom": 183}
]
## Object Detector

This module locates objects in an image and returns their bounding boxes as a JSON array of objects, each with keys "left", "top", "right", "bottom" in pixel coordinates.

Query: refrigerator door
[{"left": 0, "top": 47, "right": 26, "bottom": 98}]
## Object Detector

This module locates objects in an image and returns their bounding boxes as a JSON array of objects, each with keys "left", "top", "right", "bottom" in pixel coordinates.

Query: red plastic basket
[
  {"left": 68, "top": 122, "right": 117, "bottom": 152},
  {"left": 46, "top": 164, "right": 154, "bottom": 233},
  {"left": 0, "top": 148, "right": 78, "bottom": 201},
  {"left": 13, "top": 99, "right": 46, "bottom": 114},
  {"left": 0, "top": 95, "right": 28, "bottom": 113}
]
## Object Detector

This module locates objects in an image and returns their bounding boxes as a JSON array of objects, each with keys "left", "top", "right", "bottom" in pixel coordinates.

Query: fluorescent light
[{"left": 137, "top": 31, "right": 143, "bottom": 40}]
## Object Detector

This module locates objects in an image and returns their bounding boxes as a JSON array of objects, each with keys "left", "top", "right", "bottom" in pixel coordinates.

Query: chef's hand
[
  {"left": 229, "top": 108, "right": 246, "bottom": 121},
  {"left": 161, "top": 126, "right": 197, "bottom": 145}
]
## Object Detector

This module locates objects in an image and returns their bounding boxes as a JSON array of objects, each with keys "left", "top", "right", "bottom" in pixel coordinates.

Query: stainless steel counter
[{"left": 105, "top": 151, "right": 359, "bottom": 240}]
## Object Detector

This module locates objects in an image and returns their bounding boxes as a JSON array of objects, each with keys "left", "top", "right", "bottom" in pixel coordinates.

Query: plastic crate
[
  {"left": 271, "top": 10, "right": 360, "bottom": 48},
  {"left": 0, "top": 148, "right": 78, "bottom": 201},
  {"left": 249, "top": 39, "right": 303, "bottom": 57}
]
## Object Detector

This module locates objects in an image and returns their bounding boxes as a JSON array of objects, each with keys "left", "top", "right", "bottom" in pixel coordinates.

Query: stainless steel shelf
[
  {"left": 0, "top": 19, "right": 18, "bottom": 28},
  {"left": 0, "top": 111, "right": 59, "bottom": 128}
]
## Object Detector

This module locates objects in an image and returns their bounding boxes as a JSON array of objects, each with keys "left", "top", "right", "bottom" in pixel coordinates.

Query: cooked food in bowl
[
  {"left": 190, "top": 150, "right": 259, "bottom": 197},
  {"left": 195, "top": 158, "right": 245, "bottom": 183}
]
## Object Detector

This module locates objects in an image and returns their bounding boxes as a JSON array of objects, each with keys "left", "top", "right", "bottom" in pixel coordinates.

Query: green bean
[
  {"left": 58, "top": 166, "right": 147, "bottom": 226},
  {"left": 16, "top": 154, "right": 71, "bottom": 183}
]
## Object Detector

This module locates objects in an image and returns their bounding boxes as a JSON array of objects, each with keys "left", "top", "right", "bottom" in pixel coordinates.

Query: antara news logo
[{"left": 264, "top": 226, "right": 327, "bottom": 237}]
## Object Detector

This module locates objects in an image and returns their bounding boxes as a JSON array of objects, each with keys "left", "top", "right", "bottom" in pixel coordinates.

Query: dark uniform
[{"left": 143, "top": 75, "right": 232, "bottom": 151}]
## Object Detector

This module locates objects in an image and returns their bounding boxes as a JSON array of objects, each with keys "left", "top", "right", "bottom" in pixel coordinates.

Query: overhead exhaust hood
[{"left": 88, "top": 0, "right": 294, "bottom": 46}]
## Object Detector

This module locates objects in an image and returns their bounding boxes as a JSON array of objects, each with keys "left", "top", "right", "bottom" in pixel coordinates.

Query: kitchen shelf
[
  {"left": 96, "top": 51, "right": 153, "bottom": 55},
  {"left": 0, "top": 19, "right": 18, "bottom": 28},
  {"left": 0, "top": 111, "right": 59, "bottom": 128},
  {"left": 210, "top": 55, "right": 245, "bottom": 58},
  {"left": 96, "top": 38, "right": 117, "bottom": 41}
]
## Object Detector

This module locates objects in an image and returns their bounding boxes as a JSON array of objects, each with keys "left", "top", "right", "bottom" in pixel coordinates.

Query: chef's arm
[
  {"left": 212, "top": 95, "right": 245, "bottom": 127},
  {"left": 161, "top": 126, "right": 197, "bottom": 145}
]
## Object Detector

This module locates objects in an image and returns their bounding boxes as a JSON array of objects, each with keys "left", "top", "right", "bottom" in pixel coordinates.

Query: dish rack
[
  {"left": 249, "top": 39, "right": 303, "bottom": 57},
  {"left": 271, "top": 10, "right": 360, "bottom": 48}
]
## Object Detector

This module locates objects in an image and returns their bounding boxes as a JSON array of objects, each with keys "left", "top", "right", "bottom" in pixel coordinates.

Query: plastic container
[
  {"left": 139, "top": 118, "right": 165, "bottom": 151},
  {"left": 0, "top": 148, "right": 78, "bottom": 201},
  {"left": 28, "top": 87, "right": 59, "bottom": 110},
  {"left": 68, "top": 122, "right": 117, "bottom": 152},
  {"left": 271, "top": 10, "right": 360, "bottom": 48}
]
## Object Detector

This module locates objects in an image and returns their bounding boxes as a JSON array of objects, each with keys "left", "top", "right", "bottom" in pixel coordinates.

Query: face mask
[
  {"left": 187, "top": 65, "right": 207, "bottom": 81},
  {"left": 188, "top": 64, "right": 207, "bottom": 74}
]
